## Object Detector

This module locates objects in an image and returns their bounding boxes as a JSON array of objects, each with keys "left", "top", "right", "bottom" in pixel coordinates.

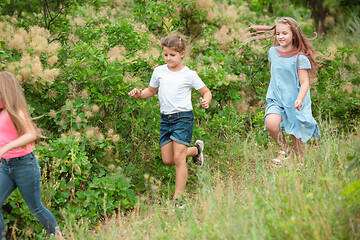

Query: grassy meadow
[{"left": 59, "top": 121, "right": 360, "bottom": 240}]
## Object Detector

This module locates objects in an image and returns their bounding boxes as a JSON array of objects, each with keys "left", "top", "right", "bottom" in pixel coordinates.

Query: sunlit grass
[{"left": 58, "top": 121, "right": 359, "bottom": 239}]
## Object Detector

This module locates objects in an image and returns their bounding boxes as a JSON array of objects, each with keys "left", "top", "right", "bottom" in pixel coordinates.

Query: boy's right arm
[{"left": 128, "top": 86, "right": 157, "bottom": 99}]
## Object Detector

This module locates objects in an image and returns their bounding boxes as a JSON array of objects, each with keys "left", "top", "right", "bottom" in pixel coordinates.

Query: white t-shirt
[{"left": 149, "top": 64, "right": 205, "bottom": 114}]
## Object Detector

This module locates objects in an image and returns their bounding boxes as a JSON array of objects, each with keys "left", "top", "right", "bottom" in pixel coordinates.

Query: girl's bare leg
[
  {"left": 291, "top": 135, "right": 305, "bottom": 160},
  {"left": 265, "top": 113, "right": 290, "bottom": 152},
  {"left": 161, "top": 141, "right": 198, "bottom": 199}
]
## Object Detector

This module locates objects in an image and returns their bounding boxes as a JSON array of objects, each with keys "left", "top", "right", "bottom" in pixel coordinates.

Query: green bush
[
  {"left": 36, "top": 136, "right": 137, "bottom": 222},
  {"left": 312, "top": 46, "right": 360, "bottom": 128}
]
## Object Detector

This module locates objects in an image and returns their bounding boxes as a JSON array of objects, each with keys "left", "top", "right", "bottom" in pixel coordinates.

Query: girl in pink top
[{"left": 0, "top": 72, "right": 63, "bottom": 239}]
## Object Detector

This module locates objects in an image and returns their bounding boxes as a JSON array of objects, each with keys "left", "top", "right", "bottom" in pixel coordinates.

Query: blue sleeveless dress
[{"left": 264, "top": 46, "right": 320, "bottom": 142}]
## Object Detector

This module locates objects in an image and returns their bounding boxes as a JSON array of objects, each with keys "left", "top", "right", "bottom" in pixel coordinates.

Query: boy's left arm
[{"left": 198, "top": 86, "right": 212, "bottom": 109}]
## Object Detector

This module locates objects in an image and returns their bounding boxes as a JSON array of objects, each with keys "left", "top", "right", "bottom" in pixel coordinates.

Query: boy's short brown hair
[{"left": 161, "top": 35, "right": 186, "bottom": 53}]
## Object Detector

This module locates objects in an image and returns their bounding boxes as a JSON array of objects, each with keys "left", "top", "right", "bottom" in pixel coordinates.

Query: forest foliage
[{"left": 0, "top": 0, "right": 359, "bottom": 238}]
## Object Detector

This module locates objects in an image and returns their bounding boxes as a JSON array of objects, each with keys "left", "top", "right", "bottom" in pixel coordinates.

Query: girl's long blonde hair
[
  {"left": 248, "top": 17, "right": 327, "bottom": 75},
  {"left": 0, "top": 71, "right": 41, "bottom": 144}
]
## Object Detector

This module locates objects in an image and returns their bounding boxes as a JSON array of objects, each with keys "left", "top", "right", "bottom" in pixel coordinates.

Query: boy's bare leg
[
  {"left": 187, "top": 146, "right": 198, "bottom": 157},
  {"left": 161, "top": 141, "right": 199, "bottom": 199},
  {"left": 161, "top": 142, "right": 175, "bottom": 166},
  {"left": 172, "top": 142, "right": 189, "bottom": 199},
  {"left": 162, "top": 142, "right": 198, "bottom": 166}
]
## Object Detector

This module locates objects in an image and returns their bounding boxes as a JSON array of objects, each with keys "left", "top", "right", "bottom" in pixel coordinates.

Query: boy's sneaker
[
  {"left": 164, "top": 199, "right": 186, "bottom": 213},
  {"left": 171, "top": 199, "right": 186, "bottom": 210},
  {"left": 192, "top": 140, "right": 204, "bottom": 167}
]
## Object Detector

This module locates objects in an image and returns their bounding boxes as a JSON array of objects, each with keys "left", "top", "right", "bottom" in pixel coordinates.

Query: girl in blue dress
[{"left": 248, "top": 17, "right": 325, "bottom": 165}]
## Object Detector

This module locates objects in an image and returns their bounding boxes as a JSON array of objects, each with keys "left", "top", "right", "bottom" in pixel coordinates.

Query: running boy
[{"left": 128, "top": 35, "right": 212, "bottom": 205}]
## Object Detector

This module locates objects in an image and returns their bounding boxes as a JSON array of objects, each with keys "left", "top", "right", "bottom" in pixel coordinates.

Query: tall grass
[{"left": 58, "top": 121, "right": 360, "bottom": 239}]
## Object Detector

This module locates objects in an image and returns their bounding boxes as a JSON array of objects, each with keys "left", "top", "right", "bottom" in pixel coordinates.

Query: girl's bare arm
[
  {"left": 295, "top": 69, "right": 310, "bottom": 110},
  {"left": 0, "top": 110, "right": 37, "bottom": 157}
]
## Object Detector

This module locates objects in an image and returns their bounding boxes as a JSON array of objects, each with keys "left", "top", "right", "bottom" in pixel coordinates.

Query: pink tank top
[{"left": 0, "top": 110, "right": 32, "bottom": 159}]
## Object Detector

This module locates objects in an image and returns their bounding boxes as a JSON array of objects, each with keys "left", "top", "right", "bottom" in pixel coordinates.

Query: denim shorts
[{"left": 160, "top": 111, "right": 194, "bottom": 147}]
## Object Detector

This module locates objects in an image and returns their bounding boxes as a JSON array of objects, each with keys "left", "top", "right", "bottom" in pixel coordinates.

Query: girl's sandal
[{"left": 272, "top": 150, "right": 290, "bottom": 167}]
